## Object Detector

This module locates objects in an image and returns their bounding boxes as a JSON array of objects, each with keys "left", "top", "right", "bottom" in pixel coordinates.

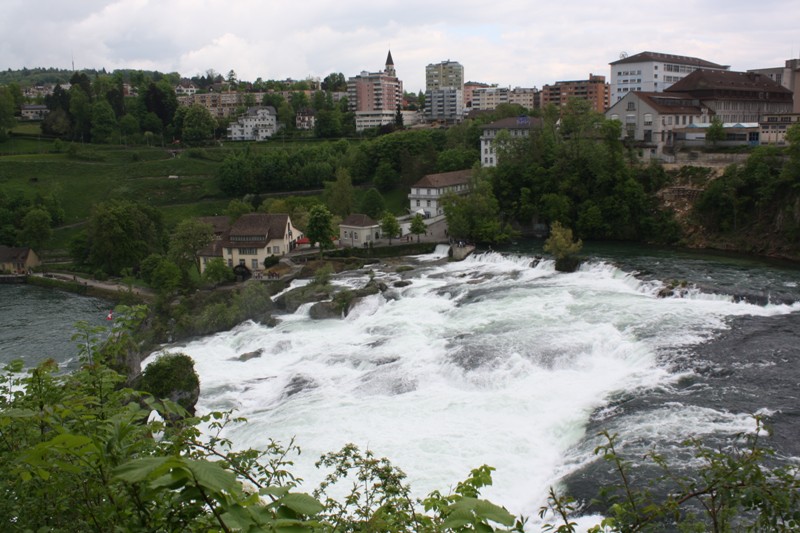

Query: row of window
[
  {"left": 227, "top": 246, "right": 282, "bottom": 255},
  {"left": 414, "top": 200, "right": 433, "bottom": 207},
  {"left": 664, "top": 64, "right": 697, "bottom": 73},
  {"left": 616, "top": 70, "right": 642, "bottom": 76}
]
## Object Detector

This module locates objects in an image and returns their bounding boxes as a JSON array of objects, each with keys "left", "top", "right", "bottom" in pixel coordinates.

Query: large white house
[
  {"left": 227, "top": 107, "right": 279, "bottom": 141},
  {"left": 605, "top": 91, "right": 712, "bottom": 159},
  {"left": 408, "top": 169, "right": 472, "bottom": 218},
  {"left": 609, "top": 51, "right": 729, "bottom": 104}
]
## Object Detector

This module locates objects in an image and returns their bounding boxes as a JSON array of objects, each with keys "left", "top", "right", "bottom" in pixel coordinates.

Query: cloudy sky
[{"left": 3, "top": 0, "right": 799, "bottom": 92}]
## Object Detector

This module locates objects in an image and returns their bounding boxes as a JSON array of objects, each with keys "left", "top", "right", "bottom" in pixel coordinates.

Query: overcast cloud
[{"left": 3, "top": 0, "right": 799, "bottom": 92}]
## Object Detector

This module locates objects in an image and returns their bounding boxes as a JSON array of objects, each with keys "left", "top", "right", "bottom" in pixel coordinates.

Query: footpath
[{"left": 29, "top": 272, "right": 155, "bottom": 300}]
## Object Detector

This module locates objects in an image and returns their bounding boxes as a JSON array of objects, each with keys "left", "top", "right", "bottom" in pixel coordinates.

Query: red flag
[{"left": 106, "top": 310, "right": 113, "bottom": 321}]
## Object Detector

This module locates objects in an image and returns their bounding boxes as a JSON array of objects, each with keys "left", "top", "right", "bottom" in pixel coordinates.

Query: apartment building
[
  {"left": 609, "top": 51, "right": 729, "bottom": 104},
  {"left": 425, "top": 60, "right": 465, "bottom": 123},
  {"left": 348, "top": 51, "right": 403, "bottom": 131},
  {"left": 540, "top": 74, "right": 609, "bottom": 112}
]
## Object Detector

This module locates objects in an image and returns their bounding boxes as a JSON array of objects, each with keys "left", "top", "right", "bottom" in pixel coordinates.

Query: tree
[
  {"left": 202, "top": 257, "right": 234, "bottom": 286},
  {"left": 395, "top": 104, "right": 404, "bottom": 128},
  {"left": 118, "top": 114, "right": 140, "bottom": 143},
  {"left": 83, "top": 200, "right": 166, "bottom": 275},
  {"left": 543, "top": 221, "right": 583, "bottom": 272},
  {"left": 706, "top": 116, "right": 725, "bottom": 146},
  {"left": 315, "top": 109, "right": 343, "bottom": 138},
  {"left": 150, "top": 258, "right": 182, "bottom": 295},
  {"left": 90, "top": 99, "right": 118, "bottom": 144},
  {"left": 142, "top": 80, "right": 178, "bottom": 129},
  {"left": 0, "top": 87, "right": 17, "bottom": 142},
  {"left": 69, "top": 86, "right": 92, "bottom": 142},
  {"left": 321, "top": 72, "right": 346, "bottom": 92},
  {"left": 442, "top": 176, "right": 507, "bottom": 244},
  {"left": 410, "top": 213, "right": 427, "bottom": 242},
  {"left": 168, "top": 219, "right": 214, "bottom": 285},
  {"left": 17, "top": 207, "right": 51, "bottom": 249},
  {"left": 358, "top": 188, "right": 385, "bottom": 219},
  {"left": 324, "top": 167, "right": 354, "bottom": 217},
  {"left": 305, "top": 205, "right": 334, "bottom": 257},
  {"left": 181, "top": 105, "right": 216, "bottom": 144},
  {"left": 380, "top": 211, "right": 401, "bottom": 244},
  {"left": 225, "top": 199, "right": 253, "bottom": 221}
]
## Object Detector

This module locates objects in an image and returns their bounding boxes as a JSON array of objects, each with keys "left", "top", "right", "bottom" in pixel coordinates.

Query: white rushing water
[{"left": 150, "top": 251, "right": 798, "bottom": 523}]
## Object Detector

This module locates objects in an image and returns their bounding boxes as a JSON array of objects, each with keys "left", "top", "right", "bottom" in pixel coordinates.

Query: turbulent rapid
[{"left": 152, "top": 246, "right": 800, "bottom": 520}]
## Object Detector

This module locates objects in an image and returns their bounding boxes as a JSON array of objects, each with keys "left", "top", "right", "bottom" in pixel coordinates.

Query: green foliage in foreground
[
  {"left": 1, "top": 307, "right": 798, "bottom": 532},
  {"left": 0, "top": 307, "right": 523, "bottom": 532}
]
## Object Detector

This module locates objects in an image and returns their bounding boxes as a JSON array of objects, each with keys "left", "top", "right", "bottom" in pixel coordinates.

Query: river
[{"left": 3, "top": 244, "right": 799, "bottom": 528}]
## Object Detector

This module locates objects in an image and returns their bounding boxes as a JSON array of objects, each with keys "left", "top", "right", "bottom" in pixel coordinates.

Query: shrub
[{"left": 138, "top": 352, "right": 200, "bottom": 412}]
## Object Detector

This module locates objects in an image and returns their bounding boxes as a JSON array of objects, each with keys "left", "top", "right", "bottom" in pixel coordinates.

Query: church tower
[{"left": 385, "top": 50, "right": 396, "bottom": 77}]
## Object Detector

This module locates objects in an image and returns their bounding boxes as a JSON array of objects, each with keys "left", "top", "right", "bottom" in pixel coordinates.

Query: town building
[
  {"left": 605, "top": 91, "right": 713, "bottom": 159},
  {"left": 295, "top": 108, "right": 316, "bottom": 130},
  {"left": 748, "top": 58, "right": 800, "bottom": 113},
  {"left": 472, "top": 87, "right": 509, "bottom": 111},
  {"left": 0, "top": 246, "right": 40, "bottom": 274},
  {"left": 425, "top": 60, "right": 465, "bottom": 123},
  {"left": 508, "top": 87, "right": 537, "bottom": 110},
  {"left": 175, "top": 80, "right": 198, "bottom": 96},
  {"left": 425, "top": 87, "right": 464, "bottom": 124},
  {"left": 605, "top": 70, "right": 793, "bottom": 159},
  {"left": 426, "top": 60, "right": 465, "bottom": 92},
  {"left": 339, "top": 214, "right": 381, "bottom": 247},
  {"left": 348, "top": 51, "right": 403, "bottom": 131},
  {"left": 199, "top": 213, "right": 302, "bottom": 274},
  {"left": 479, "top": 115, "right": 544, "bottom": 167},
  {"left": 20, "top": 104, "right": 49, "bottom": 120},
  {"left": 463, "top": 81, "right": 492, "bottom": 109},
  {"left": 759, "top": 112, "right": 800, "bottom": 145},
  {"left": 540, "top": 74, "right": 609, "bottom": 112},
  {"left": 609, "top": 51, "right": 729, "bottom": 104},
  {"left": 408, "top": 169, "right": 473, "bottom": 217},
  {"left": 667, "top": 70, "right": 793, "bottom": 123},
  {"left": 227, "top": 107, "right": 279, "bottom": 141}
]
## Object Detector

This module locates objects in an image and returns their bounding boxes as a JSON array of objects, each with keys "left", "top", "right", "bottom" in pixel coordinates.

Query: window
[
  {"left": 239, "top": 259, "right": 245, "bottom": 266},
  {"left": 252, "top": 259, "right": 259, "bottom": 270},
  {"left": 272, "top": 246, "right": 280, "bottom": 254},
  {"left": 644, "top": 113, "right": 653, "bottom": 126},
  {"left": 239, "top": 248, "right": 257, "bottom": 255},
  {"left": 416, "top": 200, "right": 420, "bottom": 207},
  {"left": 627, "top": 101, "right": 635, "bottom": 111},
  {"left": 426, "top": 200, "right": 431, "bottom": 207}
]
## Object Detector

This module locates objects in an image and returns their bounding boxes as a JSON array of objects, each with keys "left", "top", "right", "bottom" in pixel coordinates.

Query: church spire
[{"left": 385, "top": 50, "right": 396, "bottom": 77}]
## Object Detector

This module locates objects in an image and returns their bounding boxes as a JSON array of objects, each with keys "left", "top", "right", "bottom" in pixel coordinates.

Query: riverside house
[
  {"left": 198, "top": 214, "right": 302, "bottom": 274},
  {"left": 408, "top": 169, "right": 473, "bottom": 218}
]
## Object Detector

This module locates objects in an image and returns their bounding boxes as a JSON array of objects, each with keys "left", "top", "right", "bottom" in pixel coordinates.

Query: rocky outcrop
[
  {"left": 236, "top": 349, "right": 263, "bottom": 362},
  {"left": 309, "top": 301, "right": 343, "bottom": 320}
]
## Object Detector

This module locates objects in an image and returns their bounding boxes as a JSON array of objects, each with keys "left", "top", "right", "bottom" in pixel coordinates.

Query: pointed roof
[{"left": 386, "top": 50, "right": 394, "bottom": 66}]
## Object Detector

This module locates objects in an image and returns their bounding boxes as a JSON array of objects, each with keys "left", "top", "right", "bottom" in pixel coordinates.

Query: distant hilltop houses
[{"left": 3, "top": 49, "right": 798, "bottom": 158}]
